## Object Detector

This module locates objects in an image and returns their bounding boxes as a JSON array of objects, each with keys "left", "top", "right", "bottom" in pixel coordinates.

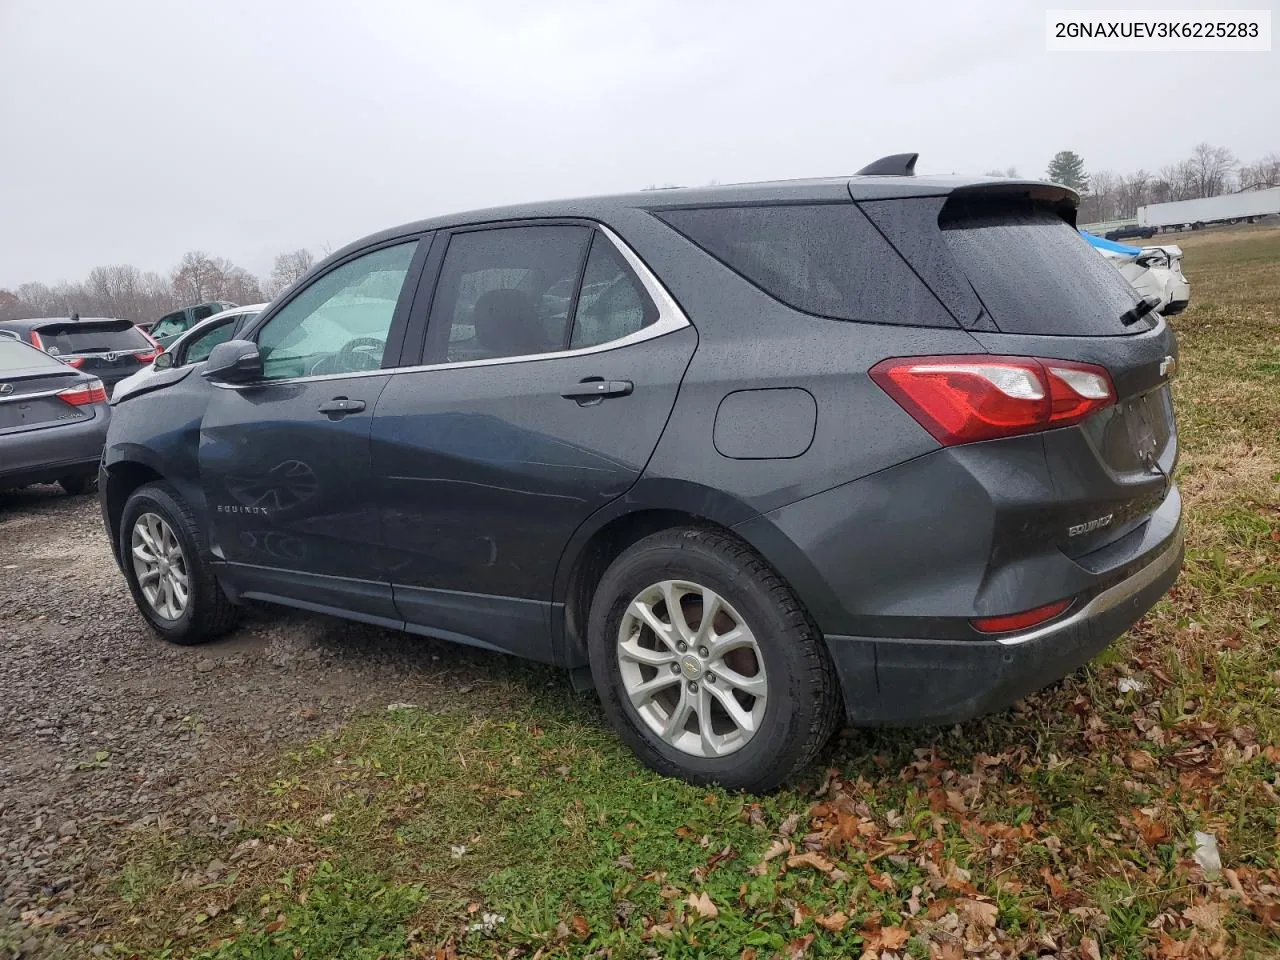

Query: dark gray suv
[{"left": 100, "top": 156, "right": 1182, "bottom": 791}]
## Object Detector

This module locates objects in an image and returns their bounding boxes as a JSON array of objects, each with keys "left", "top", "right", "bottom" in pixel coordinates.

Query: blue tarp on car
[{"left": 1079, "top": 230, "right": 1143, "bottom": 256}]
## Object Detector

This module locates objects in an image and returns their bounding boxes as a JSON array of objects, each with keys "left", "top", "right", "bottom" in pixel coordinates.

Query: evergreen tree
[{"left": 1045, "top": 150, "right": 1089, "bottom": 191}]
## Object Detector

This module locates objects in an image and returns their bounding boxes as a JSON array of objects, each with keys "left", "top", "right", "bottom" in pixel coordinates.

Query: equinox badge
[{"left": 1069, "top": 514, "right": 1114, "bottom": 537}]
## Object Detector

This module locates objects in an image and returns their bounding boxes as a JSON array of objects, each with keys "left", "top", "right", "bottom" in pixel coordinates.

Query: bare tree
[
  {"left": 1078, "top": 169, "right": 1119, "bottom": 223},
  {"left": 218, "top": 265, "right": 265, "bottom": 304},
  {"left": 171, "top": 251, "right": 224, "bottom": 303},
  {"left": 1186, "top": 142, "right": 1237, "bottom": 198},
  {"left": 1239, "top": 153, "right": 1280, "bottom": 190},
  {"left": 266, "top": 248, "right": 315, "bottom": 298},
  {"left": 1116, "top": 170, "right": 1152, "bottom": 218},
  {"left": 983, "top": 166, "right": 1019, "bottom": 177}
]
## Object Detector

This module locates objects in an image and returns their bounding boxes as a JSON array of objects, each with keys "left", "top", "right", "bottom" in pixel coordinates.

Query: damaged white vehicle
[{"left": 1081, "top": 230, "right": 1191, "bottom": 316}]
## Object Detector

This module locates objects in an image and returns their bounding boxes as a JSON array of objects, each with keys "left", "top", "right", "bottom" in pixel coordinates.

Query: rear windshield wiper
[{"left": 1120, "top": 295, "right": 1161, "bottom": 327}]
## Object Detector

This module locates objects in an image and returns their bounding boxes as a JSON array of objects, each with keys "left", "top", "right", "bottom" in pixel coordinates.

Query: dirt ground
[{"left": 0, "top": 484, "right": 518, "bottom": 956}]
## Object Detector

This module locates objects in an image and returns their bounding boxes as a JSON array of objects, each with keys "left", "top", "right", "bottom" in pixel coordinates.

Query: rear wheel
[
  {"left": 58, "top": 473, "right": 95, "bottom": 495},
  {"left": 587, "top": 527, "right": 840, "bottom": 792},
  {"left": 120, "top": 482, "right": 238, "bottom": 645}
]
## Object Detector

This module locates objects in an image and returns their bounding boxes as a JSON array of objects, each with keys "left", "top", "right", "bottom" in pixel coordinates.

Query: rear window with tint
[
  {"left": 939, "top": 204, "right": 1147, "bottom": 337},
  {"left": 36, "top": 321, "right": 150, "bottom": 356},
  {"left": 655, "top": 204, "right": 956, "bottom": 328},
  {"left": 0, "top": 338, "right": 66, "bottom": 373}
]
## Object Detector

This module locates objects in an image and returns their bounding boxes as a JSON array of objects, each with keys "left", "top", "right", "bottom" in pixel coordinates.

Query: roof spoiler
[{"left": 855, "top": 153, "right": 918, "bottom": 177}]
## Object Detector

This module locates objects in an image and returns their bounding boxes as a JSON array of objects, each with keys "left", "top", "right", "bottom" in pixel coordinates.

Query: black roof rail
[{"left": 855, "top": 153, "right": 918, "bottom": 177}]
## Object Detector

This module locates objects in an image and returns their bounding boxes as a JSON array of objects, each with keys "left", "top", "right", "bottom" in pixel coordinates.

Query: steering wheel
[
  {"left": 306, "top": 337, "right": 386, "bottom": 376},
  {"left": 335, "top": 337, "right": 385, "bottom": 372}
]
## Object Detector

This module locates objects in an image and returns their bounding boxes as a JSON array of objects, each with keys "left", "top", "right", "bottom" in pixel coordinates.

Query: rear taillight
[
  {"left": 57, "top": 379, "right": 108, "bottom": 406},
  {"left": 63, "top": 356, "right": 86, "bottom": 368},
  {"left": 972, "top": 598, "right": 1073, "bottom": 634},
  {"left": 870, "top": 355, "right": 1115, "bottom": 445},
  {"left": 138, "top": 329, "right": 163, "bottom": 363}
]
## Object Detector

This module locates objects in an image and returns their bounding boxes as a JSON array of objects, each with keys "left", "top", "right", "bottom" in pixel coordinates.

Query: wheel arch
[
  {"left": 103, "top": 461, "right": 163, "bottom": 562},
  {"left": 553, "top": 479, "right": 828, "bottom": 668}
]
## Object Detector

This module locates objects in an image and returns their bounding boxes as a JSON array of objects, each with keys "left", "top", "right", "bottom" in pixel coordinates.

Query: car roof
[
  {"left": 327, "top": 171, "right": 1078, "bottom": 263},
  {"left": 220, "top": 302, "right": 267, "bottom": 315}
]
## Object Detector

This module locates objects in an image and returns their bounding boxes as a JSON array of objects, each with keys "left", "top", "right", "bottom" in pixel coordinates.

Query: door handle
[
  {"left": 317, "top": 397, "right": 366, "bottom": 415},
  {"left": 561, "top": 379, "right": 633, "bottom": 400}
]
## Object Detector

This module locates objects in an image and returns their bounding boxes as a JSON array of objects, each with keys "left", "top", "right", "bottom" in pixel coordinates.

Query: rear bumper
[
  {"left": 827, "top": 531, "right": 1183, "bottom": 726},
  {"left": 1162, "top": 298, "right": 1190, "bottom": 316},
  {"left": 0, "top": 408, "right": 109, "bottom": 489}
]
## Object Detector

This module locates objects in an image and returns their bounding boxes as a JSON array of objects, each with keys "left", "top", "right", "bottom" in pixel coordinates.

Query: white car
[
  {"left": 1081, "top": 232, "right": 1190, "bottom": 316},
  {"left": 112, "top": 303, "right": 266, "bottom": 401}
]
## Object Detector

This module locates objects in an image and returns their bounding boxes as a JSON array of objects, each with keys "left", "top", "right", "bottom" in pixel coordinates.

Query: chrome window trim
[{"left": 212, "top": 223, "right": 690, "bottom": 390}]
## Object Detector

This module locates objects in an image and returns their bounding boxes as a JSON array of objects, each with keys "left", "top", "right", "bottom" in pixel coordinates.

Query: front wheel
[
  {"left": 587, "top": 527, "right": 840, "bottom": 793},
  {"left": 120, "top": 482, "right": 239, "bottom": 644}
]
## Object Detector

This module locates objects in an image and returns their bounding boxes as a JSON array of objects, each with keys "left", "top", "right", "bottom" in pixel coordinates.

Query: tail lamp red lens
[
  {"left": 870, "top": 355, "right": 1115, "bottom": 445},
  {"left": 138, "top": 329, "right": 163, "bottom": 362},
  {"left": 971, "top": 598, "right": 1073, "bottom": 634},
  {"left": 57, "top": 379, "right": 108, "bottom": 406},
  {"left": 62, "top": 356, "right": 86, "bottom": 368}
]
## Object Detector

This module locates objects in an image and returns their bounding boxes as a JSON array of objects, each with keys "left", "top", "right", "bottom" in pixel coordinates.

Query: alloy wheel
[
  {"left": 616, "top": 579, "right": 768, "bottom": 758},
  {"left": 130, "top": 512, "right": 190, "bottom": 621}
]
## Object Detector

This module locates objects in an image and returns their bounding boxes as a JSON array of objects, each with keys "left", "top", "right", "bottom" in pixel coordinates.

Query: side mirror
[
  {"left": 153, "top": 351, "right": 174, "bottom": 370},
  {"left": 202, "top": 339, "right": 263, "bottom": 384}
]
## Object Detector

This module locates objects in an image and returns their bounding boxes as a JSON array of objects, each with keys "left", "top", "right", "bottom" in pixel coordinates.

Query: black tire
[
  {"left": 586, "top": 527, "right": 841, "bottom": 793},
  {"left": 119, "top": 481, "right": 239, "bottom": 645},
  {"left": 58, "top": 473, "right": 95, "bottom": 495}
]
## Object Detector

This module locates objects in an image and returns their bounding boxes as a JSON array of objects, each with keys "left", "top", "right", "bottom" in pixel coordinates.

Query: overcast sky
[{"left": 1, "top": 0, "right": 1275, "bottom": 288}]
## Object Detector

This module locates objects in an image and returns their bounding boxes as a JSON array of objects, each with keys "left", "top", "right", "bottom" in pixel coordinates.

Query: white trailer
[{"left": 1137, "top": 188, "right": 1280, "bottom": 231}]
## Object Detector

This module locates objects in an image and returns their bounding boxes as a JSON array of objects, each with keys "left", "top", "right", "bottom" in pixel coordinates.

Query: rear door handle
[
  {"left": 317, "top": 397, "right": 366, "bottom": 415},
  {"left": 561, "top": 379, "right": 633, "bottom": 400}
]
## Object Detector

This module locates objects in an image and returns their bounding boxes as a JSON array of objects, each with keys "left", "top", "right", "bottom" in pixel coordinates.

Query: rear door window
[
  {"left": 569, "top": 234, "right": 658, "bottom": 349},
  {"left": 426, "top": 225, "right": 592, "bottom": 363},
  {"left": 35, "top": 321, "right": 150, "bottom": 356},
  {"left": 655, "top": 203, "right": 956, "bottom": 328}
]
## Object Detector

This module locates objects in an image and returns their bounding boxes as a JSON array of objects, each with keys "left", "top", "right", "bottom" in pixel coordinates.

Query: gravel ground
[{"left": 0, "top": 485, "right": 514, "bottom": 957}]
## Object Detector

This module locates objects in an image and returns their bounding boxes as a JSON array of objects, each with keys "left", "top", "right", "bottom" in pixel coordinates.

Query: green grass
[{"left": 84, "top": 226, "right": 1280, "bottom": 960}]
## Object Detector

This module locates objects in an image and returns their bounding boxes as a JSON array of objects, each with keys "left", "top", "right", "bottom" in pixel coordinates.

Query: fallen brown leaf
[
  {"left": 1181, "top": 901, "right": 1227, "bottom": 931},
  {"left": 958, "top": 898, "right": 998, "bottom": 930},
  {"left": 686, "top": 891, "right": 719, "bottom": 919},
  {"left": 865, "top": 863, "right": 896, "bottom": 892},
  {"left": 1127, "top": 749, "right": 1158, "bottom": 772},
  {"left": 570, "top": 914, "right": 590, "bottom": 938},
  {"left": 787, "top": 851, "right": 837, "bottom": 874},
  {"left": 787, "top": 933, "right": 815, "bottom": 958},
  {"left": 1080, "top": 936, "right": 1102, "bottom": 960},
  {"left": 815, "top": 911, "right": 848, "bottom": 932}
]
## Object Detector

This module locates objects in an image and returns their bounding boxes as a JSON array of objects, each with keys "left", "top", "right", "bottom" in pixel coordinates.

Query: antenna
[{"left": 855, "top": 153, "right": 919, "bottom": 177}]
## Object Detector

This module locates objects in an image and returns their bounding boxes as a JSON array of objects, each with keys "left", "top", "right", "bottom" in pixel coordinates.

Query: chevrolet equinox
[{"left": 101, "top": 155, "right": 1183, "bottom": 791}]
